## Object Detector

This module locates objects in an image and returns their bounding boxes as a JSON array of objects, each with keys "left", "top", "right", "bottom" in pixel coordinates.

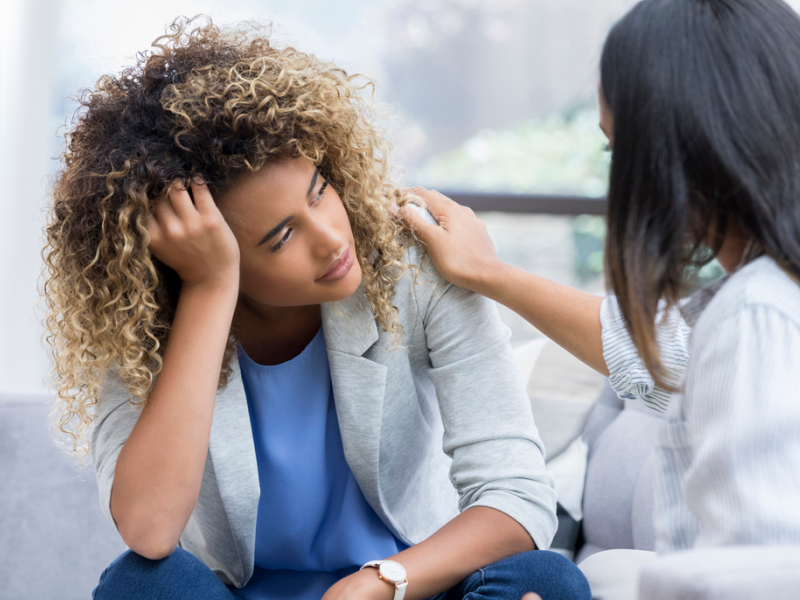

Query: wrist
[
  {"left": 360, "top": 560, "right": 408, "bottom": 600},
  {"left": 177, "top": 274, "right": 240, "bottom": 321},
  {"left": 468, "top": 258, "right": 510, "bottom": 296},
  {"left": 355, "top": 568, "right": 396, "bottom": 600},
  {"left": 182, "top": 269, "right": 240, "bottom": 297}
]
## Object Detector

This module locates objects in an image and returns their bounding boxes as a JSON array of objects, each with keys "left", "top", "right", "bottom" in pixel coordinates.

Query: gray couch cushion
[
  {"left": 527, "top": 340, "right": 603, "bottom": 460},
  {"left": 577, "top": 382, "right": 663, "bottom": 564},
  {"left": 639, "top": 546, "right": 800, "bottom": 600},
  {"left": 0, "top": 396, "right": 126, "bottom": 599}
]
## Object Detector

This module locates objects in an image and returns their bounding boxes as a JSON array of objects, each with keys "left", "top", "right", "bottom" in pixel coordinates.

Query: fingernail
[{"left": 388, "top": 203, "right": 400, "bottom": 215}]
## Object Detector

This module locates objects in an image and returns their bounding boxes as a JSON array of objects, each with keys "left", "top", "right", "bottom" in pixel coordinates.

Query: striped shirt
[{"left": 600, "top": 256, "right": 800, "bottom": 553}]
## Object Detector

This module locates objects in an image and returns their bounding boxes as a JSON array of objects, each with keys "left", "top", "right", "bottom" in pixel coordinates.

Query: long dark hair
[{"left": 601, "top": 0, "right": 800, "bottom": 388}]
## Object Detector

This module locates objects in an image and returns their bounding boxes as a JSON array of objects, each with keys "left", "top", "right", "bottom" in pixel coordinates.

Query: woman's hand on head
[
  {"left": 395, "top": 187, "right": 502, "bottom": 292},
  {"left": 146, "top": 178, "right": 240, "bottom": 290}
]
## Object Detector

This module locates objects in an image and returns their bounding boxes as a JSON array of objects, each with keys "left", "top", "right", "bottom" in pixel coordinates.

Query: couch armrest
[{"left": 639, "top": 546, "right": 800, "bottom": 600}]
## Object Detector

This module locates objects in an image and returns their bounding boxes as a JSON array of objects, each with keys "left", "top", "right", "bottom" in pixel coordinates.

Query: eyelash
[
  {"left": 270, "top": 180, "right": 329, "bottom": 252},
  {"left": 315, "top": 180, "right": 328, "bottom": 203}
]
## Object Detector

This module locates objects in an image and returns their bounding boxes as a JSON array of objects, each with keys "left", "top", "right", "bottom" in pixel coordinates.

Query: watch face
[{"left": 378, "top": 560, "right": 407, "bottom": 583}]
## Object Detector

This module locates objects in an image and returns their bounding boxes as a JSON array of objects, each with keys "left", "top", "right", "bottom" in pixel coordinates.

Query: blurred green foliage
[
  {"left": 413, "top": 106, "right": 611, "bottom": 197},
  {"left": 414, "top": 106, "right": 611, "bottom": 285},
  {"left": 573, "top": 215, "right": 607, "bottom": 284}
]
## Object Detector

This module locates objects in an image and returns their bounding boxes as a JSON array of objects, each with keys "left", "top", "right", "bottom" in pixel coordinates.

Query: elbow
[
  {"left": 130, "top": 544, "right": 177, "bottom": 561},
  {"left": 114, "top": 509, "right": 181, "bottom": 561},
  {"left": 121, "top": 528, "right": 180, "bottom": 561}
]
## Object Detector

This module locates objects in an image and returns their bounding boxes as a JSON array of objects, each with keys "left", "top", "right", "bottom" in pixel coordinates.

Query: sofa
[
  {"left": 0, "top": 393, "right": 126, "bottom": 599},
  {"left": 524, "top": 340, "right": 800, "bottom": 598},
  {"left": 521, "top": 339, "right": 661, "bottom": 562}
]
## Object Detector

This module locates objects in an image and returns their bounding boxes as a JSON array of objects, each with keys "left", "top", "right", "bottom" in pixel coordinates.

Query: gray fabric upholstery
[
  {"left": 639, "top": 546, "right": 800, "bottom": 600},
  {"left": 582, "top": 380, "right": 624, "bottom": 458},
  {"left": 579, "top": 548, "right": 655, "bottom": 600},
  {"left": 528, "top": 341, "right": 602, "bottom": 460},
  {"left": 0, "top": 369, "right": 659, "bottom": 596},
  {"left": 0, "top": 397, "right": 126, "bottom": 599},
  {"left": 577, "top": 382, "right": 663, "bottom": 564}
]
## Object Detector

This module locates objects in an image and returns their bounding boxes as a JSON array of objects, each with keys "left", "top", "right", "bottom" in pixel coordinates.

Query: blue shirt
[{"left": 234, "top": 328, "right": 407, "bottom": 600}]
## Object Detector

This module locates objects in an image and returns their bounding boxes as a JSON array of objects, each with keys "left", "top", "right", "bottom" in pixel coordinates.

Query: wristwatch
[{"left": 360, "top": 560, "right": 408, "bottom": 600}]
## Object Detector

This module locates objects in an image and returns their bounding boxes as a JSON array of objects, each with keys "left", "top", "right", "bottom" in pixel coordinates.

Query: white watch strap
[{"left": 393, "top": 579, "right": 407, "bottom": 600}]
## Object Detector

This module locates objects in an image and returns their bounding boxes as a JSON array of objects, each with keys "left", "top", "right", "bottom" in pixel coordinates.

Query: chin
[{"left": 325, "top": 266, "right": 363, "bottom": 302}]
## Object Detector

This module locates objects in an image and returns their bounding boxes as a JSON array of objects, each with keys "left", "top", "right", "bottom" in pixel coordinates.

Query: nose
[{"left": 309, "top": 213, "right": 345, "bottom": 259}]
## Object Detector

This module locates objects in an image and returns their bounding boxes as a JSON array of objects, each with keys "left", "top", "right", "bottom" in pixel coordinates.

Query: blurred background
[{"left": 2, "top": 0, "right": 756, "bottom": 394}]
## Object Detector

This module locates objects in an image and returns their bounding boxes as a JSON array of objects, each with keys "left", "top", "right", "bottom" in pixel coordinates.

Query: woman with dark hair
[{"left": 400, "top": 0, "right": 800, "bottom": 597}]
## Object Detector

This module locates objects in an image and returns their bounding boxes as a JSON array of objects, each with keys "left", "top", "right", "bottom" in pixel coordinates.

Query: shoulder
[
  {"left": 695, "top": 256, "right": 800, "bottom": 336},
  {"left": 391, "top": 205, "right": 450, "bottom": 308},
  {"left": 391, "top": 240, "right": 451, "bottom": 321},
  {"left": 95, "top": 364, "right": 136, "bottom": 415},
  {"left": 90, "top": 364, "right": 143, "bottom": 463}
]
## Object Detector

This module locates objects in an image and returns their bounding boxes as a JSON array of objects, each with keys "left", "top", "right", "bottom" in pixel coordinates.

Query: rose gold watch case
[{"left": 377, "top": 560, "right": 407, "bottom": 585}]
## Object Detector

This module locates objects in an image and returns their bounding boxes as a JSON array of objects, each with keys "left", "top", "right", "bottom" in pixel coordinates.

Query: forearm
[
  {"left": 110, "top": 278, "right": 238, "bottom": 558},
  {"left": 473, "top": 261, "right": 608, "bottom": 375},
  {"left": 397, "top": 190, "right": 608, "bottom": 375},
  {"left": 389, "top": 507, "right": 535, "bottom": 600}
]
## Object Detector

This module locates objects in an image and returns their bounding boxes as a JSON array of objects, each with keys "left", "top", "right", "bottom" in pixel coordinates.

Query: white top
[{"left": 600, "top": 256, "right": 800, "bottom": 553}]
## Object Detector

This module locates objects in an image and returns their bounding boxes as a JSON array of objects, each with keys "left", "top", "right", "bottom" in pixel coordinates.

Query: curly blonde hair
[{"left": 44, "top": 17, "right": 411, "bottom": 456}]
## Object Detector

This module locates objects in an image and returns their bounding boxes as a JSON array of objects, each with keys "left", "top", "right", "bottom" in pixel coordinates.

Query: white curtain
[{"left": 0, "top": 0, "right": 60, "bottom": 395}]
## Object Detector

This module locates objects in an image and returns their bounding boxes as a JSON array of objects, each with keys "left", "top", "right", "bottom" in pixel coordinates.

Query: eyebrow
[
  {"left": 256, "top": 168, "right": 322, "bottom": 247},
  {"left": 257, "top": 215, "right": 294, "bottom": 247}
]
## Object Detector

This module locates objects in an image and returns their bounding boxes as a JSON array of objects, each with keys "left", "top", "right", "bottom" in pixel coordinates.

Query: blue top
[{"left": 234, "top": 328, "right": 408, "bottom": 600}]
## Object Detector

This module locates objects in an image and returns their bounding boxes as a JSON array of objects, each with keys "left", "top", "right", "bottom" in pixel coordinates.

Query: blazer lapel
[
  {"left": 207, "top": 357, "right": 260, "bottom": 584},
  {"left": 322, "top": 286, "right": 389, "bottom": 516}
]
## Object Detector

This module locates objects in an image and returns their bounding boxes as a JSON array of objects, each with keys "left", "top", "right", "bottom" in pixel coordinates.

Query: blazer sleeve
[
  {"left": 413, "top": 254, "right": 558, "bottom": 549},
  {"left": 89, "top": 365, "right": 143, "bottom": 531}
]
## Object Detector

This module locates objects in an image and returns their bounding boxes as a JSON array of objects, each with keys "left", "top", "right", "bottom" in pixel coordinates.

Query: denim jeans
[{"left": 92, "top": 548, "right": 590, "bottom": 600}]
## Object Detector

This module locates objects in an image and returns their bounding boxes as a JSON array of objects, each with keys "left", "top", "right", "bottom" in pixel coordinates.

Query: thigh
[
  {"left": 578, "top": 549, "right": 655, "bottom": 600},
  {"left": 433, "top": 550, "right": 590, "bottom": 600},
  {"left": 92, "top": 548, "right": 240, "bottom": 600}
]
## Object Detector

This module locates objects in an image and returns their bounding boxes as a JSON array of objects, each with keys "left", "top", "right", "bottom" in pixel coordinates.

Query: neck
[
  {"left": 235, "top": 298, "right": 322, "bottom": 366},
  {"left": 716, "top": 223, "right": 751, "bottom": 274}
]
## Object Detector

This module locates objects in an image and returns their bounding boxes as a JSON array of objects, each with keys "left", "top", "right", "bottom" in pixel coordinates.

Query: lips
[{"left": 317, "top": 248, "right": 355, "bottom": 282}]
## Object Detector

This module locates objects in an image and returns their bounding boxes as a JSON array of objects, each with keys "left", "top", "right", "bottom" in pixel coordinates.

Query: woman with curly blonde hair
[{"left": 44, "top": 17, "right": 588, "bottom": 600}]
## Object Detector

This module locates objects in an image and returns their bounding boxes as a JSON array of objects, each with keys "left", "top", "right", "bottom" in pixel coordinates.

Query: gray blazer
[{"left": 91, "top": 247, "right": 557, "bottom": 587}]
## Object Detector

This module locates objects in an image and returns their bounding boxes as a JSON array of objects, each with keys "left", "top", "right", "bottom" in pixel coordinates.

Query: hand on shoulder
[{"left": 394, "top": 187, "right": 503, "bottom": 292}]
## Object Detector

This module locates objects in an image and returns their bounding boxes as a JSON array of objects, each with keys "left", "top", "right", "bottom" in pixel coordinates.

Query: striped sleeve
[{"left": 599, "top": 296, "right": 691, "bottom": 413}]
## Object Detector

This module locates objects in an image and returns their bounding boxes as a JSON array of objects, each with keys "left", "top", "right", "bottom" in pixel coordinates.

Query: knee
[
  {"left": 493, "top": 550, "right": 591, "bottom": 600},
  {"left": 92, "top": 548, "right": 204, "bottom": 600}
]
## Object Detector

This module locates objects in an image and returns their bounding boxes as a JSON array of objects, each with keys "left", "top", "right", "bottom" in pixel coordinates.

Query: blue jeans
[{"left": 93, "top": 548, "right": 590, "bottom": 600}]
